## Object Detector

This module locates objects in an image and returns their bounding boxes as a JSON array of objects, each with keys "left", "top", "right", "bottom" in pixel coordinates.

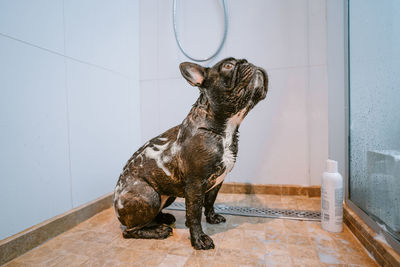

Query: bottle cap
[{"left": 326, "top": 159, "right": 338, "bottom": 173}]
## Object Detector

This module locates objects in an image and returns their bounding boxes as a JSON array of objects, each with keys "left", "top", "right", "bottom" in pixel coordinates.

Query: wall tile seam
[
  {"left": 0, "top": 32, "right": 132, "bottom": 79},
  {"left": 156, "top": 0, "right": 160, "bottom": 82},
  {"left": 155, "top": 0, "right": 161, "bottom": 136},
  {"left": 63, "top": 58, "right": 73, "bottom": 210},
  {"left": 305, "top": 0, "right": 312, "bottom": 186},
  {"left": 1, "top": 19, "right": 140, "bottom": 209},
  {"left": 61, "top": 0, "right": 73, "bottom": 210},
  {"left": 138, "top": 64, "right": 328, "bottom": 83},
  {"left": 306, "top": 0, "right": 329, "bottom": 186}
]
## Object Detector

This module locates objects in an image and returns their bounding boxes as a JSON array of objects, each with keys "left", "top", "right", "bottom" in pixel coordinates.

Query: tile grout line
[
  {"left": 306, "top": 0, "right": 312, "bottom": 187},
  {"left": 0, "top": 32, "right": 130, "bottom": 79},
  {"left": 62, "top": 0, "right": 74, "bottom": 210},
  {"left": 137, "top": 0, "right": 143, "bottom": 145},
  {"left": 138, "top": 64, "right": 328, "bottom": 83},
  {"left": 156, "top": 0, "right": 161, "bottom": 135}
]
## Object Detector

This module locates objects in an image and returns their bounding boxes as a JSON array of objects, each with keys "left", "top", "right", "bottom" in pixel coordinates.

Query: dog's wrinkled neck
[{"left": 183, "top": 91, "right": 247, "bottom": 137}]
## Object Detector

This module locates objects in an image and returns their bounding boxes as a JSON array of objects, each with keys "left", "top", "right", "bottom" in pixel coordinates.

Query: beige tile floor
[{"left": 4, "top": 194, "right": 378, "bottom": 267}]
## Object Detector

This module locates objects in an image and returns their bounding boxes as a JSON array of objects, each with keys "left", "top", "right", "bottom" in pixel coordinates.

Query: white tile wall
[
  {"left": 157, "top": 0, "right": 186, "bottom": 79},
  {"left": 140, "top": 80, "right": 160, "bottom": 141},
  {"left": 227, "top": 0, "right": 308, "bottom": 69},
  {"left": 327, "top": 0, "right": 346, "bottom": 175},
  {"left": 140, "top": 78, "right": 199, "bottom": 143},
  {"left": 0, "top": 0, "right": 140, "bottom": 239},
  {"left": 139, "top": 0, "right": 158, "bottom": 81},
  {"left": 127, "top": 77, "right": 142, "bottom": 155},
  {"left": 308, "top": 0, "right": 327, "bottom": 66},
  {"left": 229, "top": 67, "right": 310, "bottom": 185},
  {"left": 66, "top": 60, "right": 135, "bottom": 207},
  {"left": 64, "top": 0, "right": 139, "bottom": 76},
  {"left": 178, "top": 0, "right": 227, "bottom": 63},
  {"left": 308, "top": 0, "right": 329, "bottom": 185},
  {"left": 308, "top": 65, "right": 329, "bottom": 185},
  {"left": 158, "top": 78, "right": 198, "bottom": 131},
  {"left": 139, "top": 0, "right": 329, "bottom": 185},
  {"left": 0, "top": 36, "right": 71, "bottom": 240},
  {"left": 0, "top": 0, "right": 64, "bottom": 53}
]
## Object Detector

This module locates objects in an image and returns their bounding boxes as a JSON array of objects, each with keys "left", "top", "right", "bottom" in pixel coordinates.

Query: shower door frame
[{"left": 344, "top": 0, "right": 400, "bottom": 253}]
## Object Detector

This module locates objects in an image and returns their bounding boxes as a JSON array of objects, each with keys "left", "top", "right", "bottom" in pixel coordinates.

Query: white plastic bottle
[{"left": 321, "top": 159, "right": 343, "bottom": 232}]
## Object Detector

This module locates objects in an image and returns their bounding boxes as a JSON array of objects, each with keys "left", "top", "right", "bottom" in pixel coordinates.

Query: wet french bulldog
[{"left": 113, "top": 57, "right": 268, "bottom": 250}]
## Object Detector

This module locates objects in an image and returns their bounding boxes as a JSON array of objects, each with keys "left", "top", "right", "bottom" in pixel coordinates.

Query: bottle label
[
  {"left": 323, "top": 212, "right": 330, "bottom": 221},
  {"left": 335, "top": 188, "right": 343, "bottom": 225},
  {"left": 322, "top": 187, "right": 329, "bottom": 210}
]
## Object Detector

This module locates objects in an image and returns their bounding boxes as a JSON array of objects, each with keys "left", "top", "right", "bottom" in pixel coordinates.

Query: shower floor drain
[{"left": 165, "top": 202, "right": 321, "bottom": 221}]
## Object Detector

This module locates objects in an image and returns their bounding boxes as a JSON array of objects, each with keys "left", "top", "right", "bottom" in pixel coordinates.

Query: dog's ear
[{"left": 179, "top": 62, "right": 206, "bottom": 87}]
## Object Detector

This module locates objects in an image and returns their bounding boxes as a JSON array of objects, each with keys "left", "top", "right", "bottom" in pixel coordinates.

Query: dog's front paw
[
  {"left": 191, "top": 233, "right": 215, "bottom": 250},
  {"left": 206, "top": 213, "right": 226, "bottom": 224}
]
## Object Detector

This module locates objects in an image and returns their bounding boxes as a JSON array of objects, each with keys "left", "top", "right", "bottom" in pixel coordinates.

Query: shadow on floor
[{"left": 170, "top": 192, "right": 274, "bottom": 236}]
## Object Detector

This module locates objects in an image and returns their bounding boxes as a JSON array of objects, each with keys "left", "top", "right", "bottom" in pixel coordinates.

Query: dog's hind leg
[
  {"left": 155, "top": 197, "right": 176, "bottom": 225},
  {"left": 114, "top": 178, "right": 172, "bottom": 239}
]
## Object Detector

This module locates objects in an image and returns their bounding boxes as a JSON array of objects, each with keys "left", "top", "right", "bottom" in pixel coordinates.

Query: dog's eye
[{"left": 223, "top": 63, "right": 234, "bottom": 70}]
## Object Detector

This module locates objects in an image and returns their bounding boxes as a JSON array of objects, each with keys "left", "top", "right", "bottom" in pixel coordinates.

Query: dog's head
[{"left": 180, "top": 57, "right": 268, "bottom": 120}]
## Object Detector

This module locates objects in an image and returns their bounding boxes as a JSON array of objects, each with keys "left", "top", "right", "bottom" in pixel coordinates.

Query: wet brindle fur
[{"left": 113, "top": 57, "right": 268, "bottom": 250}]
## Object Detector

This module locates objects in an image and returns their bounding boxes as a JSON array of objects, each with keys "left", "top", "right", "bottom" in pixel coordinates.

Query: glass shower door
[{"left": 348, "top": 0, "right": 400, "bottom": 241}]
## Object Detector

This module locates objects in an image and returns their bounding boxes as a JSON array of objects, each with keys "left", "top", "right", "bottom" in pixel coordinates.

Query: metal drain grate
[{"left": 165, "top": 202, "right": 321, "bottom": 221}]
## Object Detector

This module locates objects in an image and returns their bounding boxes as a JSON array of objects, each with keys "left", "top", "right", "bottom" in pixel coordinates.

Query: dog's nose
[
  {"left": 255, "top": 68, "right": 268, "bottom": 98},
  {"left": 254, "top": 70, "right": 264, "bottom": 86},
  {"left": 256, "top": 68, "right": 267, "bottom": 81}
]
